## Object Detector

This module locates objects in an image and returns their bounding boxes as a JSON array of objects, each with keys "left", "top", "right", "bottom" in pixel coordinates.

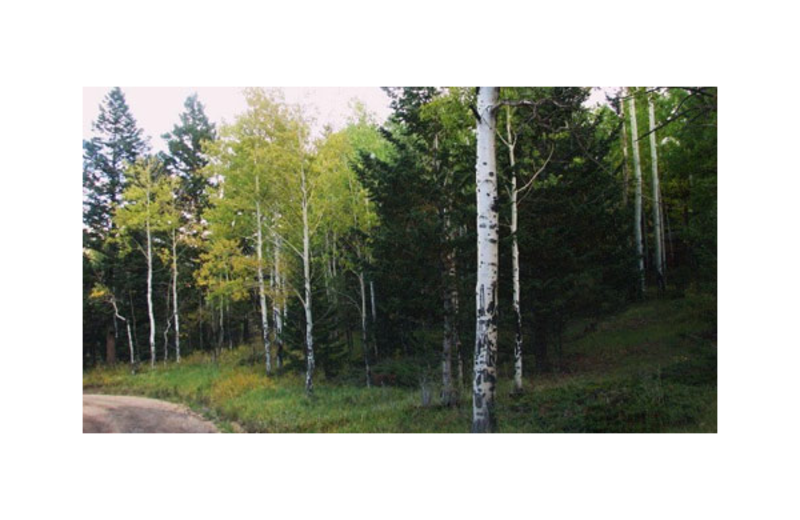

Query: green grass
[{"left": 83, "top": 296, "right": 717, "bottom": 433}]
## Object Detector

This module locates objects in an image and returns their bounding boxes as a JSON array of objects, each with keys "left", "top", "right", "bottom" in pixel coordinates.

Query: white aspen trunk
[
  {"left": 273, "top": 234, "right": 284, "bottom": 370},
  {"left": 472, "top": 87, "right": 500, "bottom": 433},
  {"left": 507, "top": 106, "right": 524, "bottom": 394},
  {"left": 125, "top": 321, "right": 134, "bottom": 368},
  {"left": 255, "top": 196, "right": 271, "bottom": 375},
  {"left": 163, "top": 313, "right": 171, "bottom": 364},
  {"left": 648, "top": 95, "right": 665, "bottom": 291},
  {"left": 359, "top": 271, "right": 371, "bottom": 387},
  {"left": 301, "top": 165, "right": 314, "bottom": 394},
  {"left": 620, "top": 96, "right": 630, "bottom": 206},
  {"left": 172, "top": 228, "right": 181, "bottom": 363},
  {"left": 146, "top": 214, "right": 156, "bottom": 368},
  {"left": 282, "top": 272, "right": 287, "bottom": 339},
  {"left": 110, "top": 297, "right": 135, "bottom": 369},
  {"left": 628, "top": 92, "right": 646, "bottom": 295},
  {"left": 163, "top": 279, "right": 172, "bottom": 364}
]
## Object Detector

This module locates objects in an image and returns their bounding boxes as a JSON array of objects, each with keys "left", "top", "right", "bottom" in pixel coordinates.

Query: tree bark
[
  {"left": 301, "top": 162, "right": 315, "bottom": 394},
  {"left": 440, "top": 207, "right": 457, "bottom": 406},
  {"left": 171, "top": 228, "right": 181, "bottom": 363},
  {"left": 359, "top": 271, "right": 372, "bottom": 387},
  {"left": 370, "top": 279, "right": 377, "bottom": 358},
  {"left": 628, "top": 91, "right": 646, "bottom": 295},
  {"left": 146, "top": 214, "right": 155, "bottom": 367},
  {"left": 620, "top": 95, "right": 630, "bottom": 206},
  {"left": 105, "top": 327, "right": 116, "bottom": 365},
  {"left": 507, "top": 106, "right": 524, "bottom": 394},
  {"left": 648, "top": 94, "right": 665, "bottom": 291},
  {"left": 472, "top": 87, "right": 500, "bottom": 433},
  {"left": 255, "top": 188, "right": 272, "bottom": 375},
  {"left": 273, "top": 234, "right": 284, "bottom": 371},
  {"left": 108, "top": 295, "right": 134, "bottom": 368}
]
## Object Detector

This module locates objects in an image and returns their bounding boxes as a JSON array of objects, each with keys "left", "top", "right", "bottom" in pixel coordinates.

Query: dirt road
[{"left": 83, "top": 394, "right": 218, "bottom": 433}]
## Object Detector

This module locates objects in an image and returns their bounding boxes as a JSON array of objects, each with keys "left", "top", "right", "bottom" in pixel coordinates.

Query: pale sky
[
  {"left": 83, "top": 87, "right": 617, "bottom": 152},
  {"left": 83, "top": 87, "right": 394, "bottom": 152}
]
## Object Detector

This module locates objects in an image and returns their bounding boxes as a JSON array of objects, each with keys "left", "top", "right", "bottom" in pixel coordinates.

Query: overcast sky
[
  {"left": 83, "top": 87, "right": 616, "bottom": 152},
  {"left": 82, "top": 87, "right": 394, "bottom": 152}
]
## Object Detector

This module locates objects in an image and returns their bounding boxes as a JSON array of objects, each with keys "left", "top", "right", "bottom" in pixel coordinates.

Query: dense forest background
[{"left": 83, "top": 86, "right": 716, "bottom": 432}]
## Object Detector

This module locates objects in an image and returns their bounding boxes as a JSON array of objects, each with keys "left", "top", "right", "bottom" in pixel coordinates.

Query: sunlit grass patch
[{"left": 83, "top": 297, "right": 716, "bottom": 433}]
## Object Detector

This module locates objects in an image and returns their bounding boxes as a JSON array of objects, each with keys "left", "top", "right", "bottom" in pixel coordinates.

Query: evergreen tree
[
  {"left": 359, "top": 88, "right": 475, "bottom": 397},
  {"left": 83, "top": 87, "right": 149, "bottom": 242},
  {"left": 159, "top": 94, "right": 217, "bottom": 360},
  {"left": 160, "top": 93, "right": 217, "bottom": 221},
  {"left": 83, "top": 87, "right": 148, "bottom": 365}
]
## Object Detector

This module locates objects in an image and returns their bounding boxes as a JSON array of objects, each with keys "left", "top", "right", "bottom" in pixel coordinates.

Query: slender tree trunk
[
  {"left": 370, "top": 281, "right": 376, "bottom": 323},
  {"left": 369, "top": 280, "right": 380, "bottom": 362},
  {"left": 105, "top": 328, "right": 116, "bottom": 365},
  {"left": 282, "top": 271, "right": 287, "bottom": 348},
  {"left": 273, "top": 234, "right": 284, "bottom": 371},
  {"left": 146, "top": 218, "right": 156, "bottom": 368},
  {"left": 440, "top": 206, "right": 458, "bottom": 406},
  {"left": 225, "top": 284, "right": 232, "bottom": 350},
  {"left": 109, "top": 297, "right": 134, "bottom": 369},
  {"left": 125, "top": 320, "right": 134, "bottom": 368},
  {"left": 129, "top": 291, "right": 138, "bottom": 358},
  {"left": 472, "top": 87, "right": 500, "bottom": 433},
  {"left": 163, "top": 279, "right": 172, "bottom": 364},
  {"left": 217, "top": 294, "right": 224, "bottom": 355},
  {"left": 648, "top": 94, "right": 665, "bottom": 291},
  {"left": 507, "top": 106, "right": 524, "bottom": 394},
  {"left": 301, "top": 164, "right": 314, "bottom": 394},
  {"left": 628, "top": 91, "right": 646, "bottom": 295},
  {"left": 255, "top": 194, "right": 271, "bottom": 375},
  {"left": 620, "top": 95, "right": 630, "bottom": 206},
  {"left": 332, "top": 230, "right": 338, "bottom": 276},
  {"left": 359, "top": 271, "right": 372, "bottom": 387},
  {"left": 172, "top": 229, "right": 181, "bottom": 363}
]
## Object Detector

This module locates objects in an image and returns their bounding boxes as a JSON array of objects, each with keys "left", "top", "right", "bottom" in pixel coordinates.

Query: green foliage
[
  {"left": 83, "top": 87, "right": 149, "bottom": 366},
  {"left": 83, "top": 87, "right": 716, "bottom": 433},
  {"left": 160, "top": 93, "right": 217, "bottom": 219},
  {"left": 83, "top": 87, "right": 149, "bottom": 242},
  {"left": 613, "top": 87, "right": 717, "bottom": 292},
  {"left": 114, "top": 157, "right": 175, "bottom": 244},
  {"left": 357, "top": 88, "right": 476, "bottom": 353}
]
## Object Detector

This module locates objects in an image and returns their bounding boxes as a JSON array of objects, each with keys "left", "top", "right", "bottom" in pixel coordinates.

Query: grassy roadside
[{"left": 83, "top": 296, "right": 717, "bottom": 433}]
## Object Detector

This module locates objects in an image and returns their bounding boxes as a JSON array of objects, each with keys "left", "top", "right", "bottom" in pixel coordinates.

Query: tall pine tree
[{"left": 83, "top": 87, "right": 148, "bottom": 366}]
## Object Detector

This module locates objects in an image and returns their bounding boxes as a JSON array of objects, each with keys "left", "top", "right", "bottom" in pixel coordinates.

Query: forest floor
[
  {"left": 83, "top": 394, "right": 219, "bottom": 433},
  {"left": 83, "top": 294, "right": 717, "bottom": 433}
]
